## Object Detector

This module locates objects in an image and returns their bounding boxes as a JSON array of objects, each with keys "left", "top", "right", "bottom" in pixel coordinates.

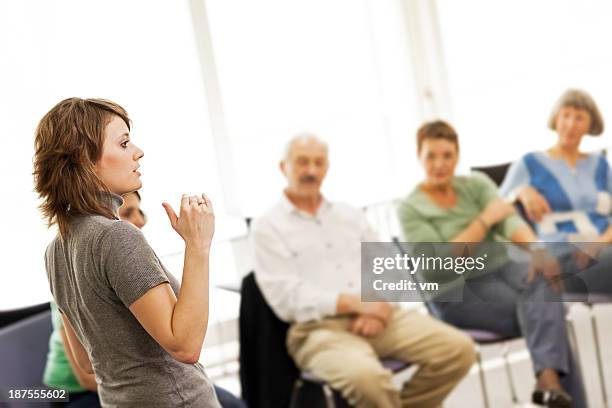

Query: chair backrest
[
  {"left": 0, "top": 310, "right": 53, "bottom": 406},
  {"left": 471, "top": 162, "right": 535, "bottom": 224},
  {"left": 239, "top": 272, "right": 299, "bottom": 408},
  {"left": 471, "top": 162, "right": 511, "bottom": 187},
  {"left": 0, "top": 302, "right": 50, "bottom": 329}
]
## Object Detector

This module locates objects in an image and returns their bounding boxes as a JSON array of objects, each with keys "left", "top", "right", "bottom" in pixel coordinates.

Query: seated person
[
  {"left": 252, "top": 133, "right": 476, "bottom": 408},
  {"left": 500, "top": 88, "right": 612, "bottom": 298},
  {"left": 398, "top": 120, "right": 586, "bottom": 408},
  {"left": 43, "top": 191, "right": 245, "bottom": 408},
  {"left": 44, "top": 300, "right": 99, "bottom": 408}
]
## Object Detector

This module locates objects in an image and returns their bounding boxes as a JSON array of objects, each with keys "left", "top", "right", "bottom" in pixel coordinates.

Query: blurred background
[{"left": 2, "top": 1, "right": 612, "bottom": 406}]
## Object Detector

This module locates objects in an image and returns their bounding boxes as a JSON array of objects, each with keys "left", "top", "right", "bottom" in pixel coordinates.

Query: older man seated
[{"left": 251, "top": 134, "right": 476, "bottom": 408}]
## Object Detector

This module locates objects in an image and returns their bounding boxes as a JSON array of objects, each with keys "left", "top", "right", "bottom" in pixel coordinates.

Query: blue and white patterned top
[{"left": 499, "top": 151, "right": 612, "bottom": 242}]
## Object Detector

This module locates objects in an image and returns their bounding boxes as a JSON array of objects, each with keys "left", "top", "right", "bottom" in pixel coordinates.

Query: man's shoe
[{"left": 532, "top": 388, "right": 572, "bottom": 408}]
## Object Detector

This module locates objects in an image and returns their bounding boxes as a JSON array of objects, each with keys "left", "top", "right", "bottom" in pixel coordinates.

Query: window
[
  {"left": 438, "top": 0, "right": 612, "bottom": 169},
  {"left": 205, "top": 0, "right": 421, "bottom": 216},
  {"left": 0, "top": 0, "right": 239, "bottom": 308}
]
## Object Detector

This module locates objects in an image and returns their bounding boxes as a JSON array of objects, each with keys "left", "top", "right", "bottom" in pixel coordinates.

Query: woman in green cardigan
[{"left": 398, "top": 120, "right": 585, "bottom": 408}]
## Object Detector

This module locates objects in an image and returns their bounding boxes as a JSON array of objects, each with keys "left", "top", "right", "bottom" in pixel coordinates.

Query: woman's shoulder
[
  {"left": 582, "top": 151, "right": 610, "bottom": 178},
  {"left": 517, "top": 150, "right": 545, "bottom": 164},
  {"left": 399, "top": 185, "right": 426, "bottom": 209},
  {"left": 68, "top": 215, "right": 139, "bottom": 245},
  {"left": 585, "top": 150, "right": 608, "bottom": 165},
  {"left": 456, "top": 172, "right": 496, "bottom": 190},
  {"left": 96, "top": 219, "right": 145, "bottom": 250}
]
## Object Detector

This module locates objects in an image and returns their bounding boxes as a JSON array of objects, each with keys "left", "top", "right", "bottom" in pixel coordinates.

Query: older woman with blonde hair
[
  {"left": 33, "top": 98, "right": 220, "bottom": 407},
  {"left": 500, "top": 89, "right": 612, "bottom": 298}
]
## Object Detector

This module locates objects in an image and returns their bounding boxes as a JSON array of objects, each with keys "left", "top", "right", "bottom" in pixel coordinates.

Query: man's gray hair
[
  {"left": 282, "top": 133, "right": 329, "bottom": 160},
  {"left": 548, "top": 89, "right": 604, "bottom": 136}
]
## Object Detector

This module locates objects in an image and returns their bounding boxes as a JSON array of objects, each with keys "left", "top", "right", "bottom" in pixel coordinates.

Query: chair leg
[
  {"left": 321, "top": 384, "right": 336, "bottom": 408},
  {"left": 501, "top": 342, "right": 519, "bottom": 404},
  {"left": 475, "top": 346, "right": 491, "bottom": 408},
  {"left": 590, "top": 308, "right": 609, "bottom": 408},
  {"left": 289, "top": 379, "right": 304, "bottom": 408},
  {"left": 566, "top": 315, "right": 583, "bottom": 372}
]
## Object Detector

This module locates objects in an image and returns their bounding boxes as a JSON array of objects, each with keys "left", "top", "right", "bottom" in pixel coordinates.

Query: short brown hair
[
  {"left": 416, "top": 120, "right": 459, "bottom": 154},
  {"left": 548, "top": 89, "right": 604, "bottom": 136},
  {"left": 33, "top": 97, "right": 131, "bottom": 238}
]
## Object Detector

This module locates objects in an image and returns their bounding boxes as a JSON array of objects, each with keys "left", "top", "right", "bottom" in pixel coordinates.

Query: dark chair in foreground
[
  {"left": 239, "top": 272, "right": 300, "bottom": 408},
  {"left": 471, "top": 163, "right": 511, "bottom": 186},
  {"left": 0, "top": 302, "right": 50, "bottom": 329},
  {"left": 0, "top": 310, "right": 53, "bottom": 408},
  {"left": 239, "top": 272, "right": 413, "bottom": 408}
]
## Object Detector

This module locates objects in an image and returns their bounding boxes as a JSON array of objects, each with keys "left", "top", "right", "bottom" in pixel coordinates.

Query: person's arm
[
  {"left": 128, "top": 247, "right": 209, "bottom": 364},
  {"left": 100, "top": 194, "right": 213, "bottom": 364},
  {"left": 349, "top": 314, "right": 386, "bottom": 337},
  {"left": 59, "top": 326, "right": 97, "bottom": 391},
  {"left": 509, "top": 223, "right": 538, "bottom": 243},
  {"left": 499, "top": 157, "right": 530, "bottom": 199},
  {"left": 451, "top": 173, "right": 518, "bottom": 242},
  {"left": 576, "top": 155, "right": 612, "bottom": 250},
  {"left": 510, "top": 222, "right": 564, "bottom": 288},
  {"left": 335, "top": 293, "right": 393, "bottom": 320},
  {"left": 59, "top": 314, "right": 94, "bottom": 375},
  {"left": 398, "top": 185, "right": 511, "bottom": 244},
  {"left": 127, "top": 194, "right": 213, "bottom": 364},
  {"left": 500, "top": 157, "right": 551, "bottom": 221},
  {"left": 449, "top": 214, "right": 492, "bottom": 243},
  {"left": 353, "top": 211, "right": 395, "bottom": 323},
  {"left": 598, "top": 225, "right": 612, "bottom": 243}
]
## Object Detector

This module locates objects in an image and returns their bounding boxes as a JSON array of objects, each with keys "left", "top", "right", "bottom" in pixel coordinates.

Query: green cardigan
[{"left": 397, "top": 171, "right": 526, "bottom": 275}]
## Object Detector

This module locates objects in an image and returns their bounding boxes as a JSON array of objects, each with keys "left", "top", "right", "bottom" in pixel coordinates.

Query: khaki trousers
[{"left": 287, "top": 310, "right": 475, "bottom": 408}]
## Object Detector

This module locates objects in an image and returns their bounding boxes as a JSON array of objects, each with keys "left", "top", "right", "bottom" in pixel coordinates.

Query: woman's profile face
[
  {"left": 419, "top": 138, "right": 458, "bottom": 187},
  {"left": 96, "top": 115, "right": 144, "bottom": 195},
  {"left": 555, "top": 106, "right": 591, "bottom": 150},
  {"left": 119, "top": 192, "right": 146, "bottom": 229}
]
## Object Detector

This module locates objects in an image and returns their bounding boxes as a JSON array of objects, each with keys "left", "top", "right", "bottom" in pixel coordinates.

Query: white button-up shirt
[{"left": 252, "top": 194, "right": 379, "bottom": 323}]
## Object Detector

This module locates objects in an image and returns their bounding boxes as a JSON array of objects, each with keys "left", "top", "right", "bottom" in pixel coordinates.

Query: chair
[
  {"left": 471, "top": 163, "right": 532, "bottom": 223},
  {"left": 290, "top": 358, "right": 415, "bottom": 408},
  {"left": 0, "top": 310, "right": 54, "bottom": 408},
  {"left": 565, "top": 293, "right": 612, "bottom": 408},
  {"left": 471, "top": 163, "right": 511, "bottom": 186},
  {"left": 0, "top": 301, "right": 50, "bottom": 329},
  {"left": 463, "top": 329, "right": 522, "bottom": 407},
  {"left": 239, "top": 272, "right": 299, "bottom": 408},
  {"left": 238, "top": 272, "right": 414, "bottom": 408}
]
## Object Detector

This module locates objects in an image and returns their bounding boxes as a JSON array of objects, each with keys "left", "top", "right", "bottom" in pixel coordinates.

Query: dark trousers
[{"left": 432, "top": 261, "right": 587, "bottom": 408}]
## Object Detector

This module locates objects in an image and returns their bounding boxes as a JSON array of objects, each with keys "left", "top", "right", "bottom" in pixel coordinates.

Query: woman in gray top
[{"left": 33, "top": 98, "right": 220, "bottom": 407}]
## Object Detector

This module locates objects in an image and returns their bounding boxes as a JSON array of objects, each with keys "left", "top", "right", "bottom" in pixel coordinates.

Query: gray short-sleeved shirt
[{"left": 45, "top": 192, "right": 219, "bottom": 408}]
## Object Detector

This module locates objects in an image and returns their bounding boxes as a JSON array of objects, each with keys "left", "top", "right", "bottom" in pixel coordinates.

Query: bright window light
[
  {"left": 438, "top": 0, "right": 612, "bottom": 169},
  {"left": 0, "top": 0, "right": 240, "bottom": 309}
]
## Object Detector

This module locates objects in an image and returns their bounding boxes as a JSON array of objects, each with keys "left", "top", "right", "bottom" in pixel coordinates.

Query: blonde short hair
[{"left": 548, "top": 89, "right": 604, "bottom": 136}]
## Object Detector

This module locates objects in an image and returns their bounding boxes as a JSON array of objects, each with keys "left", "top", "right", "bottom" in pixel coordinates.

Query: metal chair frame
[
  {"left": 565, "top": 294, "right": 612, "bottom": 408},
  {"left": 392, "top": 238, "right": 523, "bottom": 407},
  {"left": 289, "top": 358, "right": 413, "bottom": 408}
]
